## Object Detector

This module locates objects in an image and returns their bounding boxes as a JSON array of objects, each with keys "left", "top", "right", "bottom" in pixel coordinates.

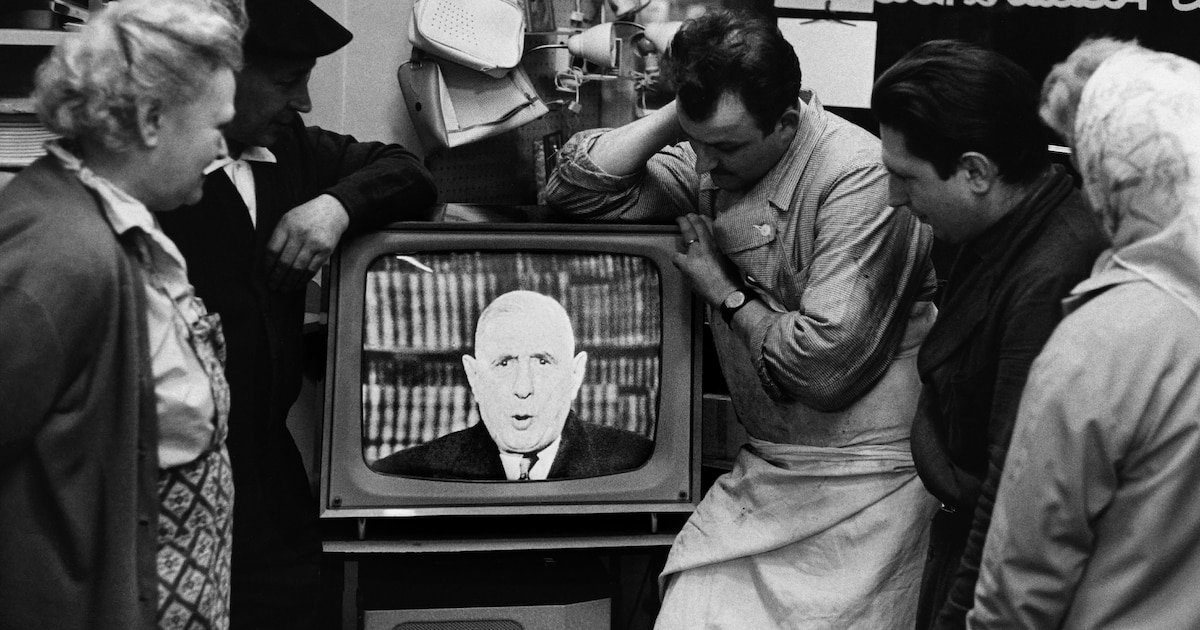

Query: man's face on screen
[{"left": 463, "top": 305, "right": 587, "bottom": 455}]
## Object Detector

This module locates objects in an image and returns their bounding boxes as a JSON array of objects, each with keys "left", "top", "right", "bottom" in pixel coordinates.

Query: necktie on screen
[{"left": 518, "top": 452, "right": 540, "bottom": 481}]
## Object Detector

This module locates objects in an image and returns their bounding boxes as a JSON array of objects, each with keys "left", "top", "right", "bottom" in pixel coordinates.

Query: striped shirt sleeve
[{"left": 544, "top": 128, "right": 702, "bottom": 221}]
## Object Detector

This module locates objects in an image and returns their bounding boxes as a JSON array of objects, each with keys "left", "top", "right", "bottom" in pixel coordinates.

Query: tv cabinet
[
  {"left": 309, "top": 205, "right": 746, "bottom": 629},
  {"left": 324, "top": 513, "right": 687, "bottom": 630},
  {"left": 320, "top": 468, "right": 736, "bottom": 629},
  {"left": 353, "top": 548, "right": 633, "bottom": 630}
]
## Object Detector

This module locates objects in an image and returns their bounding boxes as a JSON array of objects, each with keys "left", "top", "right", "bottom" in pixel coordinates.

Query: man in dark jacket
[
  {"left": 156, "top": 0, "right": 436, "bottom": 627},
  {"left": 871, "top": 40, "right": 1108, "bottom": 629},
  {"left": 373, "top": 290, "right": 652, "bottom": 481},
  {"left": 371, "top": 411, "right": 653, "bottom": 480}
]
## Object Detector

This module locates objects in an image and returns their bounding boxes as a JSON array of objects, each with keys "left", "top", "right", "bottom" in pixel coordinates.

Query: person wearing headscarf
[
  {"left": 967, "top": 40, "right": 1200, "bottom": 629},
  {"left": 0, "top": 1, "right": 244, "bottom": 628}
]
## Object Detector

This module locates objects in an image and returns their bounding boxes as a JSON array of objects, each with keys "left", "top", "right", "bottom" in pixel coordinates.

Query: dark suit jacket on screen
[{"left": 371, "top": 411, "right": 653, "bottom": 480}]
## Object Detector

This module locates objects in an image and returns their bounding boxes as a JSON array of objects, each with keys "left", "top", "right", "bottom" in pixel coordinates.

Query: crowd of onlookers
[
  {"left": 2, "top": 0, "right": 1197, "bottom": 628},
  {"left": 549, "top": 10, "right": 1200, "bottom": 629}
]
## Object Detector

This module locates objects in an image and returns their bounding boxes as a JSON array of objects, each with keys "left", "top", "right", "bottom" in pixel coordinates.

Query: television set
[{"left": 318, "top": 205, "right": 702, "bottom": 528}]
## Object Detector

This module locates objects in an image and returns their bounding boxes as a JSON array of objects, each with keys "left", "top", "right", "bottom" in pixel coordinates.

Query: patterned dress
[{"left": 154, "top": 299, "right": 233, "bottom": 630}]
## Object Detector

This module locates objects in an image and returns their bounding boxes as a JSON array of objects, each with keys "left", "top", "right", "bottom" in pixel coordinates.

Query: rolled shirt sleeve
[{"left": 545, "top": 128, "right": 700, "bottom": 221}]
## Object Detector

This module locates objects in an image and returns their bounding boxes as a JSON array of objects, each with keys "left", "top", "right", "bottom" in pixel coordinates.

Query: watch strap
[{"left": 720, "top": 289, "right": 758, "bottom": 325}]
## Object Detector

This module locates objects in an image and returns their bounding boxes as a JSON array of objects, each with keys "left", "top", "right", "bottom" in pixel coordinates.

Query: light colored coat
[{"left": 970, "top": 45, "right": 1200, "bottom": 629}]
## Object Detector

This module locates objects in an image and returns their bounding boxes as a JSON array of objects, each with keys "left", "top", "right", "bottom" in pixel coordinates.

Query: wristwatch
[{"left": 719, "top": 288, "right": 758, "bottom": 325}]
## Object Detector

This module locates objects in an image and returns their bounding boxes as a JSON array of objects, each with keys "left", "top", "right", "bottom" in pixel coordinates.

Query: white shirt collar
[
  {"left": 204, "top": 145, "right": 277, "bottom": 175},
  {"left": 498, "top": 436, "right": 562, "bottom": 481}
]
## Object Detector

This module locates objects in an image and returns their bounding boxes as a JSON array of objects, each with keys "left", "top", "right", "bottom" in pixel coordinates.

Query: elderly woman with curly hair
[
  {"left": 967, "top": 39, "right": 1200, "bottom": 629},
  {"left": 0, "top": 1, "right": 244, "bottom": 628}
]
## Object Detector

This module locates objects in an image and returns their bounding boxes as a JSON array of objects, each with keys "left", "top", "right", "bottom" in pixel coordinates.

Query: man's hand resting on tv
[
  {"left": 673, "top": 213, "right": 742, "bottom": 308},
  {"left": 265, "top": 193, "right": 350, "bottom": 292}
]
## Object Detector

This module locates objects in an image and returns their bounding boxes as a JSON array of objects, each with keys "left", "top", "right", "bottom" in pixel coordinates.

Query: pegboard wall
[
  {"left": 424, "top": 32, "right": 608, "bottom": 205},
  {"left": 426, "top": 0, "right": 622, "bottom": 205},
  {"left": 422, "top": 0, "right": 755, "bottom": 204}
]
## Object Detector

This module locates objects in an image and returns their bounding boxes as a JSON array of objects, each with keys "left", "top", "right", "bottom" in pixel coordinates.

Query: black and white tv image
[
  {"left": 364, "top": 258, "right": 658, "bottom": 481},
  {"left": 318, "top": 217, "right": 702, "bottom": 519}
]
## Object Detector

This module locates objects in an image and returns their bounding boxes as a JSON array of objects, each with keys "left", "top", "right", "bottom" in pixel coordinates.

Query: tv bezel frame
[{"left": 319, "top": 220, "right": 703, "bottom": 519}]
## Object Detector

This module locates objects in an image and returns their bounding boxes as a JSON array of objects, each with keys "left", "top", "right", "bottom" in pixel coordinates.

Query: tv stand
[
  {"left": 324, "top": 513, "right": 684, "bottom": 629},
  {"left": 328, "top": 511, "right": 687, "bottom": 552},
  {"left": 352, "top": 551, "right": 625, "bottom": 630}
]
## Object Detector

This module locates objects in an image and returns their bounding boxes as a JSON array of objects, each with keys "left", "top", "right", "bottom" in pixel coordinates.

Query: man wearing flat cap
[{"left": 157, "top": 0, "right": 437, "bottom": 627}]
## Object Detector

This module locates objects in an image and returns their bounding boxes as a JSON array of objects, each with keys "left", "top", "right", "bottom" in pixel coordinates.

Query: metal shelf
[{"left": 0, "top": 29, "right": 70, "bottom": 47}]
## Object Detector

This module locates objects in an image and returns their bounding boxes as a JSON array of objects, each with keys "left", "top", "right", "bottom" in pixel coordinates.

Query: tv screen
[
  {"left": 362, "top": 250, "right": 660, "bottom": 477},
  {"left": 320, "top": 211, "right": 701, "bottom": 519}
]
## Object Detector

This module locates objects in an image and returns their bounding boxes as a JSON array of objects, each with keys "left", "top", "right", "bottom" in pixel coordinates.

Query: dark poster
[{"left": 772, "top": 1, "right": 1196, "bottom": 134}]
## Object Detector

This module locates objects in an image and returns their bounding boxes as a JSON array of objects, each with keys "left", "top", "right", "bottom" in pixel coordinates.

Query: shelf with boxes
[
  {"left": 0, "top": 95, "right": 54, "bottom": 170},
  {"left": 0, "top": 36, "right": 58, "bottom": 170},
  {"left": 0, "top": 1, "right": 103, "bottom": 171}
]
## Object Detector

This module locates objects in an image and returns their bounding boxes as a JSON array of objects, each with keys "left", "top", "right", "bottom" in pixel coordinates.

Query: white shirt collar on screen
[{"left": 498, "top": 436, "right": 562, "bottom": 481}]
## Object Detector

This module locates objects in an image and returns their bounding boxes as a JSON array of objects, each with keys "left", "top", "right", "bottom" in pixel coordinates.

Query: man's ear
[
  {"left": 461, "top": 355, "right": 479, "bottom": 391},
  {"left": 570, "top": 351, "right": 588, "bottom": 395},
  {"left": 957, "top": 152, "right": 999, "bottom": 194},
  {"left": 776, "top": 107, "right": 801, "bottom": 134},
  {"left": 135, "top": 99, "right": 163, "bottom": 148}
]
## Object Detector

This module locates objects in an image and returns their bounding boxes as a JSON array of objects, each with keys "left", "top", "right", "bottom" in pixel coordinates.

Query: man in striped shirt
[{"left": 545, "top": 10, "right": 938, "bottom": 629}]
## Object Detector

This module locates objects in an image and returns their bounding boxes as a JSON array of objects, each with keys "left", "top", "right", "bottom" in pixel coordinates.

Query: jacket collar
[
  {"left": 460, "top": 411, "right": 590, "bottom": 480},
  {"left": 918, "top": 165, "right": 1075, "bottom": 373}
]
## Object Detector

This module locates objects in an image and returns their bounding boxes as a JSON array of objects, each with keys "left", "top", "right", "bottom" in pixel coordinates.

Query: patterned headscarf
[{"left": 1072, "top": 46, "right": 1200, "bottom": 323}]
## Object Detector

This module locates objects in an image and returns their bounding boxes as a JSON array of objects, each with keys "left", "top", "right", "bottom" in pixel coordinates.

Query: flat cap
[{"left": 243, "top": 0, "right": 352, "bottom": 59}]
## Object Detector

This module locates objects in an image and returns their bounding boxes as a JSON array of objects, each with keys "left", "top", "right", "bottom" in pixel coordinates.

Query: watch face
[{"left": 723, "top": 290, "right": 747, "bottom": 309}]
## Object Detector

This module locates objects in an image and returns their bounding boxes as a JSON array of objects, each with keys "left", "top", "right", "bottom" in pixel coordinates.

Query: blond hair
[
  {"left": 1039, "top": 37, "right": 1136, "bottom": 146},
  {"left": 33, "top": 0, "right": 245, "bottom": 151}
]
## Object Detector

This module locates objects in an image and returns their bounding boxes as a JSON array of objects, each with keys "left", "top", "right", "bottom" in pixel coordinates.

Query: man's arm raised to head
[
  {"left": 586, "top": 101, "right": 683, "bottom": 176},
  {"left": 544, "top": 100, "right": 700, "bottom": 222}
]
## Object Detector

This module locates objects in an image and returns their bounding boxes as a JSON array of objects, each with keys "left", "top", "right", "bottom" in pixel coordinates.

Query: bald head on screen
[
  {"left": 463, "top": 290, "right": 588, "bottom": 455},
  {"left": 370, "top": 289, "right": 654, "bottom": 481}
]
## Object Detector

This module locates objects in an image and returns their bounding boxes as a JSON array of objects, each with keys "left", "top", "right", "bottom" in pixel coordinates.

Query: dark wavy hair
[
  {"left": 659, "top": 10, "right": 802, "bottom": 136},
  {"left": 871, "top": 39, "right": 1049, "bottom": 184}
]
